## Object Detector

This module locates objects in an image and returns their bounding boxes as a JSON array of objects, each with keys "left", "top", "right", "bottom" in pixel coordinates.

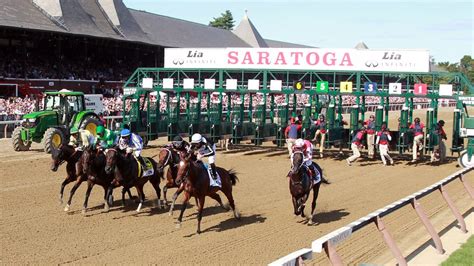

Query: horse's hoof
[
  {"left": 64, "top": 204, "right": 70, "bottom": 212},
  {"left": 175, "top": 223, "right": 181, "bottom": 229},
  {"left": 234, "top": 210, "right": 241, "bottom": 220},
  {"left": 197, "top": 230, "right": 201, "bottom": 234},
  {"left": 81, "top": 209, "right": 87, "bottom": 215},
  {"left": 104, "top": 204, "right": 110, "bottom": 212}
]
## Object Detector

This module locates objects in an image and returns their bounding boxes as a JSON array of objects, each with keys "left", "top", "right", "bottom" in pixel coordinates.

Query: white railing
[{"left": 269, "top": 167, "right": 474, "bottom": 266}]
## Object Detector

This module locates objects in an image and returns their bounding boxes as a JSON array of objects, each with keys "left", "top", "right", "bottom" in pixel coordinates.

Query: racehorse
[
  {"left": 51, "top": 144, "right": 88, "bottom": 211},
  {"left": 288, "top": 151, "right": 329, "bottom": 225},
  {"left": 175, "top": 152, "right": 239, "bottom": 234},
  {"left": 104, "top": 148, "right": 163, "bottom": 212},
  {"left": 157, "top": 146, "right": 232, "bottom": 216},
  {"left": 81, "top": 148, "right": 133, "bottom": 214}
]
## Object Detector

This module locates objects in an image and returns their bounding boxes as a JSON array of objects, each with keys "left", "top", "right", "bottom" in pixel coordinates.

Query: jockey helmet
[
  {"left": 173, "top": 135, "right": 183, "bottom": 147},
  {"left": 438, "top": 120, "right": 445, "bottom": 126},
  {"left": 70, "top": 127, "right": 79, "bottom": 134},
  {"left": 191, "top": 133, "right": 203, "bottom": 144},
  {"left": 96, "top": 125, "right": 105, "bottom": 135},
  {"left": 120, "top": 129, "right": 131, "bottom": 137},
  {"left": 294, "top": 138, "right": 305, "bottom": 148}
]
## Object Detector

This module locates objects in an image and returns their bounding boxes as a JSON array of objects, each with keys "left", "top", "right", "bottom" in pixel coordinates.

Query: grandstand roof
[
  {"left": 0, "top": 0, "right": 311, "bottom": 48},
  {"left": 264, "top": 39, "right": 314, "bottom": 48},
  {"left": 129, "top": 9, "right": 250, "bottom": 48},
  {"left": 232, "top": 13, "right": 268, "bottom": 47}
]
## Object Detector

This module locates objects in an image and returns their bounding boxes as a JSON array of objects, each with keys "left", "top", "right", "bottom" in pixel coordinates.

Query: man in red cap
[
  {"left": 364, "top": 114, "right": 376, "bottom": 159},
  {"left": 285, "top": 117, "right": 302, "bottom": 156},
  {"left": 376, "top": 123, "right": 393, "bottom": 165}
]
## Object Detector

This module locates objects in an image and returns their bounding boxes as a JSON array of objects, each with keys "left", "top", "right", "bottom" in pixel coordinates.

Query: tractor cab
[{"left": 43, "top": 92, "right": 85, "bottom": 127}]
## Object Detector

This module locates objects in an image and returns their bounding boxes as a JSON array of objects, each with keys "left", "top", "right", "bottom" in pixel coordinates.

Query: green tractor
[{"left": 12, "top": 91, "right": 101, "bottom": 153}]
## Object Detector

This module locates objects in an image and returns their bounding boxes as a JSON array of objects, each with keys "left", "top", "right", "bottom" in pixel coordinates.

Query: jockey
[
  {"left": 312, "top": 114, "right": 327, "bottom": 158},
  {"left": 69, "top": 127, "right": 95, "bottom": 151},
  {"left": 190, "top": 133, "right": 218, "bottom": 180},
  {"left": 172, "top": 135, "right": 190, "bottom": 153},
  {"left": 292, "top": 138, "right": 318, "bottom": 182},
  {"left": 376, "top": 123, "right": 393, "bottom": 166},
  {"left": 284, "top": 118, "right": 302, "bottom": 156},
  {"left": 364, "top": 114, "right": 376, "bottom": 159},
  {"left": 347, "top": 124, "right": 366, "bottom": 166},
  {"left": 95, "top": 125, "right": 118, "bottom": 149},
  {"left": 118, "top": 128, "right": 145, "bottom": 166},
  {"left": 409, "top": 117, "right": 425, "bottom": 162}
]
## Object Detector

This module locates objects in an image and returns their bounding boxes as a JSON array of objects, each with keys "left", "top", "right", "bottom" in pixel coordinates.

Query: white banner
[{"left": 165, "top": 48, "right": 430, "bottom": 73}]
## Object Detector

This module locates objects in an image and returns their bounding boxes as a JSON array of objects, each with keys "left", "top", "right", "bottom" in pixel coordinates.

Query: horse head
[
  {"left": 50, "top": 144, "right": 74, "bottom": 172},
  {"left": 289, "top": 150, "right": 304, "bottom": 176},
  {"left": 104, "top": 148, "right": 118, "bottom": 175},
  {"left": 175, "top": 151, "right": 192, "bottom": 186}
]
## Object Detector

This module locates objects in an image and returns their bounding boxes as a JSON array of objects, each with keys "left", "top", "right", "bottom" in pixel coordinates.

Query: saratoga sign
[{"left": 165, "top": 48, "right": 430, "bottom": 73}]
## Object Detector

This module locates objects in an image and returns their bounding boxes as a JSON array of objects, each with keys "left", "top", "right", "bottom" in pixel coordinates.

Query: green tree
[
  {"left": 459, "top": 55, "right": 474, "bottom": 82},
  {"left": 209, "top": 10, "right": 235, "bottom": 30}
]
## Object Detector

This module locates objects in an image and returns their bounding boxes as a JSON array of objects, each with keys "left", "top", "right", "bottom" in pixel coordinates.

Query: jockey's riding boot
[{"left": 210, "top": 163, "right": 218, "bottom": 180}]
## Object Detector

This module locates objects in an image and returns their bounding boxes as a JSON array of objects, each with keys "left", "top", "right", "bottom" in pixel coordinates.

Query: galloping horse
[
  {"left": 104, "top": 148, "right": 163, "bottom": 212},
  {"left": 157, "top": 146, "right": 233, "bottom": 216},
  {"left": 288, "top": 151, "right": 329, "bottom": 225},
  {"left": 81, "top": 148, "right": 133, "bottom": 214},
  {"left": 51, "top": 144, "right": 87, "bottom": 211},
  {"left": 175, "top": 152, "right": 239, "bottom": 234}
]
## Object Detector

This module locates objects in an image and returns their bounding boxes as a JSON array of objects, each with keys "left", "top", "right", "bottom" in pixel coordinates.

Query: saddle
[
  {"left": 136, "top": 157, "right": 154, "bottom": 177},
  {"left": 201, "top": 163, "right": 222, "bottom": 188}
]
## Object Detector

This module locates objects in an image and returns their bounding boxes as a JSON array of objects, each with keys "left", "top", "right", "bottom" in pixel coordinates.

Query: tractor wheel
[
  {"left": 12, "top": 126, "right": 30, "bottom": 151},
  {"left": 43, "top": 127, "right": 66, "bottom": 154},
  {"left": 458, "top": 150, "right": 474, "bottom": 168},
  {"left": 80, "top": 117, "right": 100, "bottom": 136}
]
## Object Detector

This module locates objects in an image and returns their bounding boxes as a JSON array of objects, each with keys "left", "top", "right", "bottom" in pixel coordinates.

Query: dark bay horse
[
  {"left": 157, "top": 147, "right": 228, "bottom": 216},
  {"left": 104, "top": 148, "right": 163, "bottom": 212},
  {"left": 51, "top": 144, "right": 87, "bottom": 211},
  {"left": 81, "top": 148, "right": 133, "bottom": 214},
  {"left": 175, "top": 152, "right": 239, "bottom": 234},
  {"left": 288, "top": 151, "right": 329, "bottom": 225}
]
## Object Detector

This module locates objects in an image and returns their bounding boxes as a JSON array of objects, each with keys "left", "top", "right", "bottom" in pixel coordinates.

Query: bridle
[
  {"left": 158, "top": 148, "right": 173, "bottom": 171},
  {"left": 55, "top": 147, "right": 79, "bottom": 167},
  {"left": 289, "top": 151, "right": 305, "bottom": 186}
]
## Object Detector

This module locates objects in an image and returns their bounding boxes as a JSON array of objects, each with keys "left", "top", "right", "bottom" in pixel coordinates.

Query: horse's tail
[
  {"left": 321, "top": 175, "right": 331, "bottom": 185},
  {"left": 314, "top": 163, "right": 330, "bottom": 185},
  {"left": 227, "top": 169, "right": 239, "bottom": 186}
]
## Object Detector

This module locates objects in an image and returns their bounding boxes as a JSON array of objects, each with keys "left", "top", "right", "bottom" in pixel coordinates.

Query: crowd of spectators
[
  {"left": 0, "top": 93, "right": 455, "bottom": 122},
  {"left": 0, "top": 50, "right": 141, "bottom": 82}
]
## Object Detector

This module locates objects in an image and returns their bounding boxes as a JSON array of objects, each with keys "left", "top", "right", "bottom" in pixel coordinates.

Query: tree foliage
[
  {"left": 209, "top": 10, "right": 235, "bottom": 30},
  {"left": 436, "top": 55, "right": 474, "bottom": 83}
]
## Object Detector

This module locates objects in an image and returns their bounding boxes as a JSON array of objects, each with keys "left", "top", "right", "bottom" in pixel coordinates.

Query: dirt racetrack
[{"left": 1, "top": 107, "right": 473, "bottom": 265}]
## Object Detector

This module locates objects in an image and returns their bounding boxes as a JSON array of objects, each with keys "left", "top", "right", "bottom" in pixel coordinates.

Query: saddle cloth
[
  {"left": 202, "top": 163, "right": 222, "bottom": 188},
  {"left": 136, "top": 157, "right": 154, "bottom": 177},
  {"left": 306, "top": 164, "right": 321, "bottom": 185}
]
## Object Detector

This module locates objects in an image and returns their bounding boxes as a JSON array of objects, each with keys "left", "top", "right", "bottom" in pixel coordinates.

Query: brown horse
[
  {"left": 104, "top": 148, "right": 163, "bottom": 212},
  {"left": 81, "top": 148, "right": 133, "bottom": 214},
  {"left": 51, "top": 144, "right": 84, "bottom": 205},
  {"left": 156, "top": 147, "right": 183, "bottom": 206},
  {"left": 175, "top": 152, "right": 239, "bottom": 234},
  {"left": 288, "top": 151, "right": 328, "bottom": 225}
]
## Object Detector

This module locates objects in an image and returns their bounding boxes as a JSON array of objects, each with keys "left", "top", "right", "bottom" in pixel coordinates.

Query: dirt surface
[{"left": 1, "top": 107, "right": 473, "bottom": 265}]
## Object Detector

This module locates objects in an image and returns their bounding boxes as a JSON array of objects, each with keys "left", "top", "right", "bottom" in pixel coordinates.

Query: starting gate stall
[
  {"left": 167, "top": 98, "right": 180, "bottom": 141},
  {"left": 122, "top": 88, "right": 154, "bottom": 144},
  {"left": 454, "top": 96, "right": 474, "bottom": 168},
  {"left": 276, "top": 103, "right": 289, "bottom": 147},
  {"left": 231, "top": 99, "right": 244, "bottom": 144},
  {"left": 188, "top": 99, "right": 201, "bottom": 138}
]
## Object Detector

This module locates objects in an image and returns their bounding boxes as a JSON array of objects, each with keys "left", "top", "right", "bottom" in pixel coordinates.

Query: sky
[{"left": 123, "top": 0, "right": 473, "bottom": 63}]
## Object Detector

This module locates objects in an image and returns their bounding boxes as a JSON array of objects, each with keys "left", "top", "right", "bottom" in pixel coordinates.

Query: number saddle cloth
[
  {"left": 202, "top": 163, "right": 222, "bottom": 188},
  {"left": 136, "top": 157, "right": 154, "bottom": 177}
]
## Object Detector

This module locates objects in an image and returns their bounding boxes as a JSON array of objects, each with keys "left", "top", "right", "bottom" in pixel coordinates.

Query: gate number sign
[
  {"left": 316, "top": 81, "right": 329, "bottom": 93},
  {"left": 340, "top": 82, "right": 353, "bottom": 93},
  {"left": 413, "top": 83, "right": 427, "bottom": 95}
]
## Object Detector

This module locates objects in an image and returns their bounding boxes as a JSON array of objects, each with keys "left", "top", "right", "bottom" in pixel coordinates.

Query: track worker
[
  {"left": 285, "top": 118, "right": 302, "bottom": 157},
  {"left": 95, "top": 125, "right": 118, "bottom": 149},
  {"left": 69, "top": 127, "right": 95, "bottom": 151},
  {"left": 118, "top": 128, "right": 145, "bottom": 166},
  {"left": 292, "top": 138, "right": 319, "bottom": 182},
  {"left": 347, "top": 124, "right": 366, "bottom": 166},
  {"left": 409, "top": 117, "right": 425, "bottom": 162},
  {"left": 190, "top": 133, "right": 218, "bottom": 180},
  {"left": 431, "top": 120, "right": 447, "bottom": 163},
  {"left": 364, "top": 114, "right": 376, "bottom": 159},
  {"left": 312, "top": 114, "right": 327, "bottom": 158},
  {"left": 376, "top": 123, "right": 393, "bottom": 166}
]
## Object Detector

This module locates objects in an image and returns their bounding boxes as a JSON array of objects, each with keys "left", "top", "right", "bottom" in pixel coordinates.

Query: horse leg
[
  {"left": 196, "top": 196, "right": 206, "bottom": 234},
  {"left": 208, "top": 193, "right": 229, "bottom": 211},
  {"left": 59, "top": 177, "right": 72, "bottom": 205},
  {"left": 308, "top": 183, "right": 321, "bottom": 225},
  {"left": 292, "top": 196, "right": 299, "bottom": 216},
  {"left": 105, "top": 184, "right": 115, "bottom": 211},
  {"left": 299, "top": 194, "right": 308, "bottom": 219},
  {"left": 103, "top": 186, "right": 110, "bottom": 212},
  {"left": 150, "top": 175, "right": 163, "bottom": 209},
  {"left": 82, "top": 180, "right": 94, "bottom": 215},
  {"left": 163, "top": 185, "right": 168, "bottom": 205},
  {"left": 64, "top": 177, "right": 84, "bottom": 212},
  {"left": 169, "top": 184, "right": 184, "bottom": 216},
  {"left": 176, "top": 192, "right": 190, "bottom": 229},
  {"left": 135, "top": 184, "right": 146, "bottom": 212},
  {"left": 221, "top": 187, "right": 240, "bottom": 220}
]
